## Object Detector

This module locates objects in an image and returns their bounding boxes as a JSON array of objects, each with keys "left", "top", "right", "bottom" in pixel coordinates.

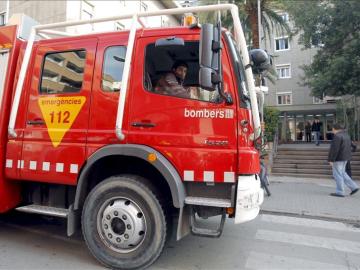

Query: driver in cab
[{"left": 155, "top": 61, "right": 198, "bottom": 99}]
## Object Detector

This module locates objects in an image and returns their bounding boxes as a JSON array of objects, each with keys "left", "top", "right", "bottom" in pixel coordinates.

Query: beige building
[{"left": 0, "top": 0, "right": 180, "bottom": 31}]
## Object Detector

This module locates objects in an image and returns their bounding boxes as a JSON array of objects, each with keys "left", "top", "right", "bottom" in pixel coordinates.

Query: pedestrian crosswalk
[
  {"left": 245, "top": 251, "right": 348, "bottom": 270},
  {"left": 244, "top": 214, "right": 360, "bottom": 270},
  {"left": 255, "top": 229, "right": 360, "bottom": 254}
]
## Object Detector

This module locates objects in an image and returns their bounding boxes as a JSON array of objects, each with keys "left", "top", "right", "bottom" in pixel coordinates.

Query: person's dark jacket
[
  {"left": 312, "top": 122, "right": 321, "bottom": 132},
  {"left": 328, "top": 130, "right": 352, "bottom": 162},
  {"left": 305, "top": 123, "right": 312, "bottom": 133}
]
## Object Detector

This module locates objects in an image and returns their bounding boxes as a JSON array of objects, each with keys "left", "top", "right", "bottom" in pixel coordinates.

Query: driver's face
[{"left": 173, "top": 65, "right": 187, "bottom": 80}]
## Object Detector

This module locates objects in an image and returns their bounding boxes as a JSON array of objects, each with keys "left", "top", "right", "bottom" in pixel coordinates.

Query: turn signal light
[
  {"left": 147, "top": 153, "right": 157, "bottom": 163},
  {"left": 226, "top": 207, "right": 235, "bottom": 216},
  {"left": 183, "top": 15, "right": 197, "bottom": 26}
]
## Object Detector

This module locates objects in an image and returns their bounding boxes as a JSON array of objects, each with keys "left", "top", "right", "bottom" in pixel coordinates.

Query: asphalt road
[{"left": 0, "top": 212, "right": 359, "bottom": 270}]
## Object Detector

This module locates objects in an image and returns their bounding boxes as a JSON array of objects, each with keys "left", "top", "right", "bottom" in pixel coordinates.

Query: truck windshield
[{"left": 225, "top": 32, "right": 250, "bottom": 108}]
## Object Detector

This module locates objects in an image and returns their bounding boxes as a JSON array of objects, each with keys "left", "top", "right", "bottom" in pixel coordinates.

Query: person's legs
[
  {"left": 345, "top": 161, "right": 352, "bottom": 178},
  {"left": 342, "top": 161, "right": 359, "bottom": 192},
  {"left": 332, "top": 161, "right": 345, "bottom": 196},
  {"left": 316, "top": 131, "right": 320, "bottom": 145}
]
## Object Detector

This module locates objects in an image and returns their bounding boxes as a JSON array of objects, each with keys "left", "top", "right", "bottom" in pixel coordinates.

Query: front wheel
[{"left": 82, "top": 175, "right": 167, "bottom": 270}]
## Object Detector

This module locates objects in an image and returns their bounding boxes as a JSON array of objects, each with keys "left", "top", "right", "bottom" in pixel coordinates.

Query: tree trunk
[{"left": 248, "top": 8, "right": 259, "bottom": 48}]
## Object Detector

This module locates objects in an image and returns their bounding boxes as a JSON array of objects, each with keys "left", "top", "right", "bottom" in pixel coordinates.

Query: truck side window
[
  {"left": 144, "top": 42, "right": 220, "bottom": 103},
  {"left": 102, "top": 46, "right": 127, "bottom": 92},
  {"left": 40, "top": 50, "right": 86, "bottom": 94}
]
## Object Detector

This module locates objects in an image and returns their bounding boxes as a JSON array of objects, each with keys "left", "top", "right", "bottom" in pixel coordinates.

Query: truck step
[
  {"left": 185, "top": 196, "right": 231, "bottom": 208},
  {"left": 15, "top": 204, "right": 78, "bottom": 236},
  {"left": 16, "top": 204, "right": 68, "bottom": 218},
  {"left": 190, "top": 209, "right": 226, "bottom": 238}
]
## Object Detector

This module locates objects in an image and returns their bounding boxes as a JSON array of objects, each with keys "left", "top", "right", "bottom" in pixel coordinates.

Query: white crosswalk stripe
[
  {"left": 244, "top": 214, "right": 360, "bottom": 269},
  {"left": 261, "top": 214, "right": 360, "bottom": 233},
  {"left": 255, "top": 229, "right": 360, "bottom": 254},
  {"left": 245, "top": 251, "right": 348, "bottom": 270}
]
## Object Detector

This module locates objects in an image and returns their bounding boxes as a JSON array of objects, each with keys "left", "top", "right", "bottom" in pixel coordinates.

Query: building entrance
[{"left": 279, "top": 113, "right": 335, "bottom": 142}]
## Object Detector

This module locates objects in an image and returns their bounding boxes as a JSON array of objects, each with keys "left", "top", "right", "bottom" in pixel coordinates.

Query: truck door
[
  {"left": 87, "top": 35, "right": 128, "bottom": 154},
  {"left": 128, "top": 36, "right": 238, "bottom": 184},
  {"left": 20, "top": 38, "right": 97, "bottom": 184}
]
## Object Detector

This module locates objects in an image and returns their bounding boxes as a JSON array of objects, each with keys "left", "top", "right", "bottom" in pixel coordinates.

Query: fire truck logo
[
  {"left": 38, "top": 96, "right": 86, "bottom": 147},
  {"left": 184, "top": 108, "right": 234, "bottom": 119}
]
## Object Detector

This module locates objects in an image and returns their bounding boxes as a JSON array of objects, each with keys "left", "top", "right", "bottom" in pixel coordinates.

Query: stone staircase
[{"left": 271, "top": 144, "right": 360, "bottom": 181}]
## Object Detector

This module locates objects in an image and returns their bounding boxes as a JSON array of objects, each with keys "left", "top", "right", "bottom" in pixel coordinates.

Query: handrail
[
  {"left": 273, "top": 130, "right": 279, "bottom": 156},
  {"left": 7, "top": 4, "right": 260, "bottom": 142}
]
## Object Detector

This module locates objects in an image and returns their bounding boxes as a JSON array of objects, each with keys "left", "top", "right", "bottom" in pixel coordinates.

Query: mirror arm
[{"left": 212, "top": 40, "right": 221, "bottom": 52}]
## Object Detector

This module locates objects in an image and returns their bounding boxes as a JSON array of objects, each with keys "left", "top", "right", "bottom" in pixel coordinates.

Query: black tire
[{"left": 82, "top": 175, "right": 167, "bottom": 270}]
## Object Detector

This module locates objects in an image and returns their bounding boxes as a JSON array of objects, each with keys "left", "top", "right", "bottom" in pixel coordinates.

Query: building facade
[
  {"left": 263, "top": 12, "right": 337, "bottom": 143},
  {"left": 0, "top": 0, "right": 179, "bottom": 31}
]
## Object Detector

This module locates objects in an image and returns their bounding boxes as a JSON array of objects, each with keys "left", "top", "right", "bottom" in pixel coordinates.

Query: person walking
[
  {"left": 345, "top": 141, "right": 358, "bottom": 177},
  {"left": 328, "top": 123, "right": 359, "bottom": 197},
  {"left": 312, "top": 118, "right": 321, "bottom": 146},
  {"left": 305, "top": 121, "right": 312, "bottom": 142}
]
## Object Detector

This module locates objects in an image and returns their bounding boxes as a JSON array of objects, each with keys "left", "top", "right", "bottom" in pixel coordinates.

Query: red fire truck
[{"left": 0, "top": 4, "right": 267, "bottom": 270}]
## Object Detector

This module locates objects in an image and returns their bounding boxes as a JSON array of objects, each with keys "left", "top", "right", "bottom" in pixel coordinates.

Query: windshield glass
[{"left": 225, "top": 32, "right": 250, "bottom": 107}]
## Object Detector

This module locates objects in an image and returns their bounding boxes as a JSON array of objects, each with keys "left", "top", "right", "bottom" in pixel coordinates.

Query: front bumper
[{"left": 235, "top": 175, "right": 264, "bottom": 224}]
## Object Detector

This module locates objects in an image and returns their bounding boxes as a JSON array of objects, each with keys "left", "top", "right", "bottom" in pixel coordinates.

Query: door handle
[
  {"left": 131, "top": 122, "right": 156, "bottom": 128},
  {"left": 27, "top": 120, "right": 45, "bottom": 125}
]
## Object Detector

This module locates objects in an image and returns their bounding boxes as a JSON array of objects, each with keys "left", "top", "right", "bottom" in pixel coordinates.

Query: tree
[
  {"left": 198, "top": 0, "right": 291, "bottom": 49},
  {"left": 284, "top": 0, "right": 360, "bottom": 97},
  {"left": 263, "top": 107, "right": 280, "bottom": 142}
]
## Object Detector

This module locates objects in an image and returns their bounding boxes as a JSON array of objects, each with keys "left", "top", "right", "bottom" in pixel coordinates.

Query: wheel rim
[{"left": 97, "top": 197, "right": 147, "bottom": 253}]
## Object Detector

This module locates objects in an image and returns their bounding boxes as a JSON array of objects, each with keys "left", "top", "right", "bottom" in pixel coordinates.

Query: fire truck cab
[{"left": 0, "top": 5, "right": 267, "bottom": 270}]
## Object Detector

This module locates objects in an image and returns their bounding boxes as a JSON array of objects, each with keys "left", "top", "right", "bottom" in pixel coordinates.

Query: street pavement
[
  {"left": 0, "top": 175, "right": 359, "bottom": 269},
  {"left": 263, "top": 175, "right": 360, "bottom": 223}
]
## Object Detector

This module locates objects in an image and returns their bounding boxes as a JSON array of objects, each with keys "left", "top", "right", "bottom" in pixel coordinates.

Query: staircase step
[
  {"left": 274, "top": 163, "right": 329, "bottom": 169},
  {"left": 270, "top": 172, "right": 333, "bottom": 179},
  {"left": 275, "top": 155, "right": 360, "bottom": 161},
  {"left": 272, "top": 167, "right": 360, "bottom": 175},
  {"left": 276, "top": 150, "right": 360, "bottom": 157},
  {"left": 272, "top": 163, "right": 360, "bottom": 171},
  {"left": 185, "top": 197, "right": 231, "bottom": 208},
  {"left": 274, "top": 159, "right": 360, "bottom": 165},
  {"left": 270, "top": 172, "right": 360, "bottom": 181},
  {"left": 16, "top": 204, "right": 68, "bottom": 218},
  {"left": 276, "top": 155, "right": 329, "bottom": 160}
]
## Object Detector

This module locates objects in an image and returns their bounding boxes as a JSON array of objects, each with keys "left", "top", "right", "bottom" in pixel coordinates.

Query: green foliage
[
  {"left": 197, "top": 0, "right": 291, "bottom": 48},
  {"left": 263, "top": 107, "right": 280, "bottom": 141},
  {"left": 284, "top": 0, "right": 360, "bottom": 97}
]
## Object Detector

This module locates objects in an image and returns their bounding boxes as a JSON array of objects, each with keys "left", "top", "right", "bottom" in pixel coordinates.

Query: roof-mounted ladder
[{"left": 7, "top": 4, "right": 260, "bottom": 141}]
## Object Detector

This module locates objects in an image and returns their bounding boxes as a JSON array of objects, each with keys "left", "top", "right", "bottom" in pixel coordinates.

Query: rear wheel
[{"left": 82, "top": 175, "right": 167, "bottom": 270}]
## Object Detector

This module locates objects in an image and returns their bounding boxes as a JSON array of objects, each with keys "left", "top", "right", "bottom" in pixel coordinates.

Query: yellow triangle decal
[{"left": 38, "top": 96, "right": 86, "bottom": 148}]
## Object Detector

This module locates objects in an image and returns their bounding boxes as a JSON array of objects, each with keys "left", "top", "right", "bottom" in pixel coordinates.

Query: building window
[
  {"left": 280, "top": 13, "right": 289, "bottom": 22},
  {"left": 114, "top": 21, "right": 124, "bottom": 31},
  {"left": 0, "top": 12, "right": 6, "bottom": 26},
  {"left": 102, "top": 46, "right": 127, "bottom": 92},
  {"left": 277, "top": 92, "right": 292, "bottom": 105},
  {"left": 313, "top": 97, "right": 323, "bottom": 104},
  {"left": 275, "top": 37, "right": 290, "bottom": 51},
  {"left": 276, "top": 64, "right": 291, "bottom": 79},
  {"left": 140, "top": 1, "right": 148, "bottom": 12},
  {"left": 40, "top": 50, "right": 86, "bottom": 94}
]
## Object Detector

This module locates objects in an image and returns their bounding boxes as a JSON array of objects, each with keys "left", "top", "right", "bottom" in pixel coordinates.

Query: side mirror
[
  {"left": 199, "top": 24, "right": 221, "bottom": 91},
  {"left": 249, "top": 49, "right": 271, "bottom": 74},
  {"left": 199, "top": 67, "right": 221, "bottom": 91},
  {"left": 155, "top": 36, "right": 184, "bottom": 47}
]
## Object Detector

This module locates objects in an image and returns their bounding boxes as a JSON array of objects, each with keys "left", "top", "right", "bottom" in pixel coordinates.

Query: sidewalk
[{"left": 261, "top": 175, "right": 360, "bottom": 224}]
